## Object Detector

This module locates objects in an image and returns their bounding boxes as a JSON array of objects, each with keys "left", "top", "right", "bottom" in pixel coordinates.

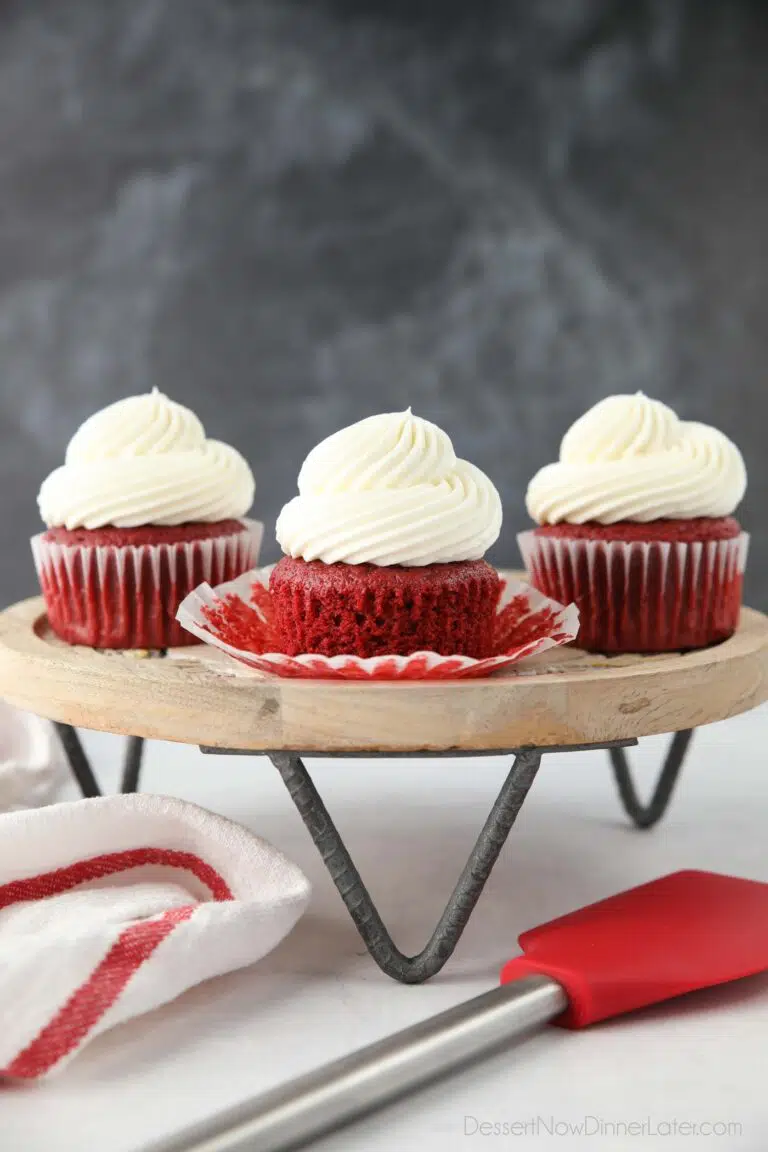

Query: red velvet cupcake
[
  {"left": 520, "top": 518, "right": 745, "bottom": 653},
  {"left": 270, "top": 557, "right": 501, "bottom": 658},
  {"left": 33, "top": 390, "right": 261, "bottom": 649},
  {"left": 34, "top": 520, "right": 258, "bottom": 649},
  {"left": 520, "top": 394, "right": 748, "bottom": 654},
  {"left": 273, "top": 410, "right": 503, "bottom": 658}
]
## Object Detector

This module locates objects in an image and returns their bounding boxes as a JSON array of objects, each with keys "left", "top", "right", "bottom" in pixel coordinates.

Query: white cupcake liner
[
  {"left": 176, "top": 566, "right": 580, "bottom": 681},
  {"left": 32, "top": 519, "right": 263, "bottom": 649},
  {"left": 518, "top": 528, "right": 748, "bottom": 653}
]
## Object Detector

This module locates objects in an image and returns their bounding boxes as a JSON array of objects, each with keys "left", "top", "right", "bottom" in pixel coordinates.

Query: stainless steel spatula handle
[{"left": 146, "top": 974, "right": 566, "bottom": 1152}]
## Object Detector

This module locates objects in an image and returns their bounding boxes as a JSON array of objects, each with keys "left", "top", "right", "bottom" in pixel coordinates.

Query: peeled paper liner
[{"left": 176, "top": 566, "right": 580, "bottom": 681}]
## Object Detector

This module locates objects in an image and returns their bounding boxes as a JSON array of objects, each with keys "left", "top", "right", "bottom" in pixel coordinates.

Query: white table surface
[{"left": 3, "top": 705, "right": 768, "bottom": 1152}]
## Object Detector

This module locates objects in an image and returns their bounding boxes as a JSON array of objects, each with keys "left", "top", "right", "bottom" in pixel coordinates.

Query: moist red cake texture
[
  {"left": 534, "top": 517, "right": 742, "bottom": 543},
  {"left": 526, "top": 517, "right": 744, "bottom": 653},
  {"left": 43, "top": 520, "right": 246, "bottom": 548},
  {"left": 269, "top": 557, "right": 502, "bottom": 658},
  {"left": 37, "top": 520, "right": 254, "bottom": 649}
]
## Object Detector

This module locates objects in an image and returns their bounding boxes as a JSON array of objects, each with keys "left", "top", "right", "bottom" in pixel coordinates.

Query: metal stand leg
[
  {"left": 268, "top": 749, "right": 542, "bottom": 983},
  {"left": 55, "top": 723, "right": 146, "bottom": 798},
  {"left": 121, "top": 736, "right": 146, "bottom": 793},
  {"left": 610, "top": 729, "right": 694, "bottom": 829},
  {"left": 54, "top": 722, "right": 102, "bottom": 798}
]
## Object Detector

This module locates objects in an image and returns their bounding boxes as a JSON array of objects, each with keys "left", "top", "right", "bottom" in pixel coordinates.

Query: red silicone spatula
[{"left": 147, "top": 870, "right": 768, "bottom": 1152}]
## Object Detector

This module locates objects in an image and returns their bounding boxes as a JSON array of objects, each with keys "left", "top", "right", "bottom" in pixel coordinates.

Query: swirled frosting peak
[
  {"left": 38, "top": 389, "right": 255, "bottom": 529},
  {"left": 276, "top": 410, "right": 502, "bottom": 566},
  {"left": 526, "top": 393, "right": 746, "bottom": 525}
]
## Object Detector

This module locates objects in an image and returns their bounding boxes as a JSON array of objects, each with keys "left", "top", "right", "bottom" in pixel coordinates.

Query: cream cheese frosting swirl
[
  {"left": 38, "top": 389, "right": 255, "bottom": 529},
  {"left": 276, "top": 410, "right": 502, "bottom": 566},
  {"left": 526, "top": 393, "right": 746, "bottom": 525}
]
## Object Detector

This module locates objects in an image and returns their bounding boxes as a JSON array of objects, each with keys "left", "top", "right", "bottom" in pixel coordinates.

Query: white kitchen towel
[
  {"left": 0, "top": 702, "right": 70, "bottom": 812},
  {"left": 0, "top": 793, "right": 311, "bottom": 1080}
]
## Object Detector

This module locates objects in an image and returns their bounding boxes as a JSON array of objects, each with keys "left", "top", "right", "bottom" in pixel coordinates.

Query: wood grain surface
[
  {"left": 0, "top": 589, "right": 766, "bottom": 752},
  {"left": 0, "top": 573, "right": 764, "bottom": 751}
]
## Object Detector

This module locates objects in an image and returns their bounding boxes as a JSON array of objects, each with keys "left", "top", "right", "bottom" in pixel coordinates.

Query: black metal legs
[
  {"left": 53, "top": 721, "right": 696, "bottom": 981},
  {"left": 268, "top": 749, "right": 543, "bottom": 983},
  {"left": 610, "top": 729, "right": 694, "bottom": 829},
  {"left": 55, "top": 723, "right": 102, "bottom": 798},
  {"left": 121, "top": 736, "right": 146, "bottom": 794},
  {"left": 55, "top": 723, "right": 146, "bottom": 797}
]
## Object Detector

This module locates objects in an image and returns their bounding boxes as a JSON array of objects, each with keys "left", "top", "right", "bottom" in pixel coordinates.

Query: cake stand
[{"left": 1, "top": 580, "right": 767, "bottom": 984}]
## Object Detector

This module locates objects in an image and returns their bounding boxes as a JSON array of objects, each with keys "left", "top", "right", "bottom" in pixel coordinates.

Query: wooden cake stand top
[{"left": 0, "top": 588, "right": 766, "bottom": 753}]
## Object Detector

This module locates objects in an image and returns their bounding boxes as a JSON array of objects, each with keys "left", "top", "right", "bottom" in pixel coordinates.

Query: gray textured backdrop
[{"left": 1, "top": 0, "right": 765, "bottom": 606}]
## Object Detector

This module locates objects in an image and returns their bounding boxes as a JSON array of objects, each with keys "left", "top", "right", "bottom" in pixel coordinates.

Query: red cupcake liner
[
  {"left": 175, "top": 567, "right": 579, "bottom": 680},
  {"left": 517, "top": 529, "right": 749, "bottom": 654},
  {"left": 32, "top": 520, "right": 263, "bottom": 650}
]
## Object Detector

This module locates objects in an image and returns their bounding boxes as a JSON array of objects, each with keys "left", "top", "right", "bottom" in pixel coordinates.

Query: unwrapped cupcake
[
  {"left": 272, "top": 409, "right": 503, "bottom": 658},
  {"left": 518, "top": 393, "right": 748, "bottom": 653},
  {"left": 33, "top": 389, "right": 261, "bottom": 649}
]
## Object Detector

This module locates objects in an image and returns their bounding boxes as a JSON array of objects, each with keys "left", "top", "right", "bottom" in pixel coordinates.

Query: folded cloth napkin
[
  {"left": 0, "top": 701, "right": 70, "bottom": 812},
  {"left": 0, "top": 793, "right": 311, "bottom": 1080}
]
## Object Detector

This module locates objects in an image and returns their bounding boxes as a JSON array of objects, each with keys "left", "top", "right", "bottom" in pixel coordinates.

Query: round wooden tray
[{"left": 0, "top": 581, "right": 766, "bottom": 753}]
